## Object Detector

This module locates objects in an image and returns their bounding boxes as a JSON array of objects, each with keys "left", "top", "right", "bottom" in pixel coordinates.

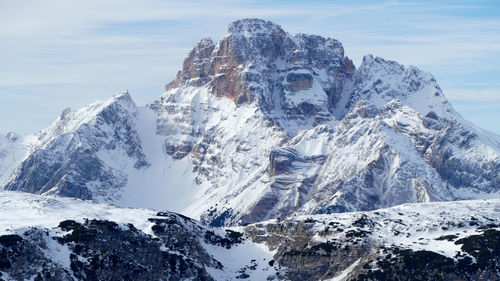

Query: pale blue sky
[{"left": 1, "top": 0, "right": 499, "bottom": 134}]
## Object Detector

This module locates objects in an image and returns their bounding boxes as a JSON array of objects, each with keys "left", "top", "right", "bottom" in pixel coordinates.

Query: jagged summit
[
  {"left": 35, "top": 89, "right": 137, "bottom": 148},
  {"left": 228, "top": 18, "right": 285, "bottom": 36},
  {"left": 2, "top": 19, "right": 500, "bottom": 227},
  {"left": 352, "top": 54, "right": 453, "bottom": 118},
  {"left": 166, "top": 18, "right": 450, "bottom": 130},
  {"left": 166, "top": 18, "right": 353, "bottom": 133},
  {"left": 114, "top": 89, "right": 133, "bottom": 101},
  {"left": 4, "top": 89, "right": 148, "bottom": 200}
]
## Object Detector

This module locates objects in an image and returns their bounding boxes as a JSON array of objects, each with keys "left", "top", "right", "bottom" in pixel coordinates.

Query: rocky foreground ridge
[
  {"left": 0, "top": 191, "right": 499, "bottom": 281},
  {"left": 1, "top": 18, "right": 500, "bottom": 228}
]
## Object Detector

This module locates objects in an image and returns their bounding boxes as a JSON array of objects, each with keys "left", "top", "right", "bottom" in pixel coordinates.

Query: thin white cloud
[
  {"left": 446, "top": 88, "right": 500, "bottom": 102},
  {"left": 0, "top": 90, "right": 39, "bottom": 100}
]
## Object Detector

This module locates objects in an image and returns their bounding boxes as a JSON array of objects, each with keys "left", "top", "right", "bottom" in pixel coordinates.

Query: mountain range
[
  {"left": 2, "top": 18, "right": 499, "bottom": 226},
  {"left": 1, "top": 18, "right": 499, "bottom": 280}
]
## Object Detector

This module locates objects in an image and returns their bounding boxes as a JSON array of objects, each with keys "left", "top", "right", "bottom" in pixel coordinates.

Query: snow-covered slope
[
  {"left": 244, "top": 198, "right": 500, "bottom": 280},
  {"left": 0, "top": 132, "right": 34, "bottom": 186},
  {"left": 2, "top": 18, "right": 500, "bottom": 227},
  {"left": 0, "top": 190, "right": 278, "bottom": 281},
  {"left": 0, "top": 190, "right": 499, "bottom": 280}
]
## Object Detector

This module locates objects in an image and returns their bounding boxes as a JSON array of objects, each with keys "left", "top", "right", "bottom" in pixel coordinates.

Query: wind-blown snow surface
[
  {"left": 2, "top": 19, "right": 500, "bottom": 227},
  {"left": 0, "top": 191, "right": 157, "bottom": 236},
  {"left": 287, "top": 199, "right": 500, "bottom": 259}
]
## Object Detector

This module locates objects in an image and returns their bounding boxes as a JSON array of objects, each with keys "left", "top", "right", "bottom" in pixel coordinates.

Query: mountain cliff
[{"left": 2, "top": 19, "right": 500, "bottom": 227}]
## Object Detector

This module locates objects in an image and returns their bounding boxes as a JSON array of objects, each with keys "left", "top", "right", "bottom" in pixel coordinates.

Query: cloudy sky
[{"left": 1, "top": 0, "right": 500, "bottom": 134}]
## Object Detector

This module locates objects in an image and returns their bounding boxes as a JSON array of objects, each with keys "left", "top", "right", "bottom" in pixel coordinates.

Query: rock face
[
  {"left": 0, "top": 218, "right": 221, "bottom": 281},
  {"left": 2, "top": 18, "right": 500, "bottom": 227},
  {"left": 166, "top": 19, "right": 352, "bottom": 121}
]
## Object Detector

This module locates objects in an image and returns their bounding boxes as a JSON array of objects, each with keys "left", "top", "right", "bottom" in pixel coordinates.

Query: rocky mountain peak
[
  {"left": 36, "top": 90, "right": 137, "bottom": 148},
  {"left": 350, "top": 54, "right": 453, "bottom": 118},
  {"left": 105, "top": 90, "right": 136, "bottom": 113},
  {"left": 165, "top": 18, "right": 354, "bottom": 130},
  {"left": 227, "top": 18, "right": 286, "bottom": 37},
  {"left": 4, "top": 89, "right": 148, "bottom": 200},
  {"left": 113, "top": 89, "right": 133, "bottom": 102}
]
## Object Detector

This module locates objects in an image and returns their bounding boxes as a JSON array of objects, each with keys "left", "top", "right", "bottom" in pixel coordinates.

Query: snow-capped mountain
[
  {"left": 4, "top": 92, "right": 149, "bottom": 200},
  {"left": 2, "top": 18, "right": 500, "bottom": 226}
]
